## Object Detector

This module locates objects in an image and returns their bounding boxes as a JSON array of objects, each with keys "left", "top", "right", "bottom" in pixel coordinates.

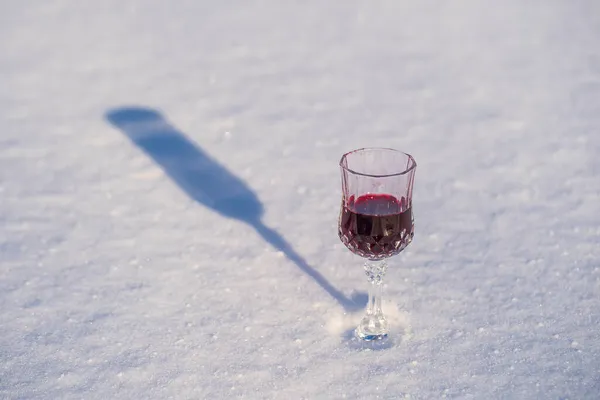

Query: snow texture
[{"left": 1, "top": 0, "right": 600, "bottom": 398}]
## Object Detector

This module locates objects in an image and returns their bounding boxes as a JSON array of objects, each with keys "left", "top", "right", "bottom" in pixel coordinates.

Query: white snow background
[{"left": 1, "top": 1, "right": 600, "bottom": 398}]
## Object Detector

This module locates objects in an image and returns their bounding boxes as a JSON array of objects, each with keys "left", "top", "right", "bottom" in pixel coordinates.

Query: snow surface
[{"left": 1, "top": 0, "right": 600, "bottom": 398}]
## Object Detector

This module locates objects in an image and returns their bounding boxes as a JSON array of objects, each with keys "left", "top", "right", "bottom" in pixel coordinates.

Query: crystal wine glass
[{"left": 338, "top": 148, "right": 416, "bottom": 341}]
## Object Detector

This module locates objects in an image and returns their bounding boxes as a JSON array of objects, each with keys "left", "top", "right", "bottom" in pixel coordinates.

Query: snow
[{"left": 1, "top": 0, "right": 600, "bottom": 398}]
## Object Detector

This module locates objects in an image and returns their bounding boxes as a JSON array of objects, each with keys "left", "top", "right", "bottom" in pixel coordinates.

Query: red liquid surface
[{"left": 338, "top": 194, "right": 414, "bottom": 259}]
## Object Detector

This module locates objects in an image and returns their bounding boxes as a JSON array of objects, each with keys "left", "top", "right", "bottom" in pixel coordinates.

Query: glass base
[
  {"left": 355, "top": 313, "right": 389, "bottom": 341},
  {"left": 355, "top": 331, "right": 388, "bottom": 341}
]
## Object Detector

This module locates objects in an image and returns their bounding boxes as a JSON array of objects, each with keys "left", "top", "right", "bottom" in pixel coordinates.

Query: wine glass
[{"left": 338, "top": 148, "right": 416, "bottom": 341}]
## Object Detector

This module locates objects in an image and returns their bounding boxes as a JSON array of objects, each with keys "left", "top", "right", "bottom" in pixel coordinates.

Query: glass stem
[
  {"left": 356, "top": 260, "right": 389, "bottom": 340},
  {"left": 365, "top": 260, "right": 386, "bottom": 315},
  {"left": 367, "top": 276, "right": 383, "bottom": 316}
]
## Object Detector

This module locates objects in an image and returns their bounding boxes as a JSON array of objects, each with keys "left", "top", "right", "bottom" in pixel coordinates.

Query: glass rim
[{"left": 339, "top": 147, "right": 417, "bottom": 178}]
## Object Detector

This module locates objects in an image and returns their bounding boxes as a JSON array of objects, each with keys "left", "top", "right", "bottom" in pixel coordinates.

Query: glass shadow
[{"left": 105, "top": 107, "right": 365, "bottom": 311}]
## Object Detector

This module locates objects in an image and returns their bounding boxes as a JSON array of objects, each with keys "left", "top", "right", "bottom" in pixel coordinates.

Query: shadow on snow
[{"left": 105, "top": 106, "right": 365, "bottom": 311}]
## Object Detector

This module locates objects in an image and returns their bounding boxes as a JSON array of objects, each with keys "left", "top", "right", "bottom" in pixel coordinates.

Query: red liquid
[{"left": 338, "top": 194, "right": 414, "bottom": 260}]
